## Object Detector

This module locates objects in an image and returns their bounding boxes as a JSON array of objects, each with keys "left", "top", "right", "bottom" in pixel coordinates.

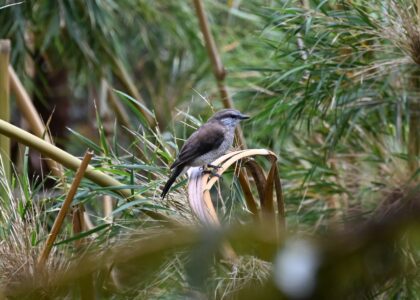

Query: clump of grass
[
  {"left": 0, "top": 157, "right": 69, "bottom": 294},
  {"left": 214, "top": 255, "right": 272, "bottom": 300}
]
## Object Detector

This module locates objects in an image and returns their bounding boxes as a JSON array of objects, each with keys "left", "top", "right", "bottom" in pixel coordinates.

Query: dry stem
[
  {"left": 192, "top": 0, "right": 246, "bottom": 149},
  {"left": 37, "top": 150, "right": 94, "bottom": 268}
]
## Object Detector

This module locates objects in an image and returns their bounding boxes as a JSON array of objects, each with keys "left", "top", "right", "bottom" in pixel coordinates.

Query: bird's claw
[
  {"left": 212, "top": 173, "right": 222, "bottom": 179},
  {"left": 202, "top": 169, "right": 222, "bottom": 179},
  {"left": 207, "top": 163, "right": 222, "bottom": 170}
]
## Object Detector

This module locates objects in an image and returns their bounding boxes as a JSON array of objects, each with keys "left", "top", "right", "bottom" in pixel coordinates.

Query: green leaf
[
  {"left": 112, "top": 198, "right": 151, "bottom": 215},
  {"left": 67, "top": 128, "right": 102, "bottom": 153},
  {"left": 113, "top": 89, "right": 155, "bottom": 128},
  {"left": 54, "top": 223, "right": 111, "bottom": 246}
]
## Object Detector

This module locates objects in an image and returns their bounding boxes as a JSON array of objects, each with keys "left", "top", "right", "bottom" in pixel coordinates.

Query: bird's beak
[{"left": 239, "top": 113, "right": 250, "bottom": 120}]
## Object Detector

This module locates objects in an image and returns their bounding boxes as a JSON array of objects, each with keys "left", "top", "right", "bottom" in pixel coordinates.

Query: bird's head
[{"left": 209, "top": 109, "right": 250, "bottom": 128}]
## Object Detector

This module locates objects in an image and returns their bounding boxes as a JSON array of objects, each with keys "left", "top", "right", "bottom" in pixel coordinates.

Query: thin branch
[
  {"left": 193, "top": 0, "right": 225, "bottom": 82},
  {"left": 38, "top": 150, "right": 94, "bottom": 268},
  {"left": 192, "top": 0, "right": 246, "bottom": 149}
]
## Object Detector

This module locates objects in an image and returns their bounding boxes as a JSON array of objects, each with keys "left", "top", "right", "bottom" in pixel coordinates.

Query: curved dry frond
[{"left": 188, "top": 149, "right": 283, "bottom": 223}]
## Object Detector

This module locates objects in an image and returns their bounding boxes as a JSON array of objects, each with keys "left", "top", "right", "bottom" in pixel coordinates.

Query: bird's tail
[{"left": 161, "top": 165, "right": 184, "bottom": 198}]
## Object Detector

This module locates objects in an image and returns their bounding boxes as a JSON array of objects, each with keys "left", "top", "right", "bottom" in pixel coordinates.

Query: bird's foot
[
  {"left": 207, "top": 163, "right": 222, "bottom": 170},
  {"left": 202, "top": 169, "right": 222, "bottom": 179}
]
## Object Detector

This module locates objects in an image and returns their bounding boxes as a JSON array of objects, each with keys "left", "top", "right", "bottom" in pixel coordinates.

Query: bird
[{"left": 161, "top": 109, "right": 249, "bottom": 198}]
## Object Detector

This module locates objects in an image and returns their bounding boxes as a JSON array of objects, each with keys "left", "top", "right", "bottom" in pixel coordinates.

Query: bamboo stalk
[
  {"left": 9, "top": 67, "right": 99, "bottom": 226},
  {"left": 0, "top": 40, "right": 10, "bottom": 181},
  {"left": 9, "top": 65, "right": 63, "bottom": 177},
  {"left": 0, "top": 119, "right": 174, "bottom": 224},
  {"left": 0, "top": 119, "right": 124, "bottom": 191},
  {"left": 192, "top": 0, "right": 246, "bottom": 149},
  {"left": 38, "top": 150, "right": 94, "bottom": 268}
]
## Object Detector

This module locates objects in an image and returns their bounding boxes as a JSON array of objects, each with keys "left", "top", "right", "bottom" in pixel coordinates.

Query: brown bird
[{"left": 161, "top": 109, "right": 249, "bottom": 198}]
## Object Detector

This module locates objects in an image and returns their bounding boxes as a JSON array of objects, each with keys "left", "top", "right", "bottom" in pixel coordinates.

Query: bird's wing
[{"left": 171, "top": 122, "right": 225, "bottom": 169}]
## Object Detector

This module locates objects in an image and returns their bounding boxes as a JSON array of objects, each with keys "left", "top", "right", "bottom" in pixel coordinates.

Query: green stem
[{"left": 0, "top": 40, "right": 10, "bottom": 181}]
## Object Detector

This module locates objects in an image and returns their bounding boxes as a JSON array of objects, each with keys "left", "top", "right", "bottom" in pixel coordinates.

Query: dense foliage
[{"left": 0, "top": 0, "right": 419, "bottom": 299}]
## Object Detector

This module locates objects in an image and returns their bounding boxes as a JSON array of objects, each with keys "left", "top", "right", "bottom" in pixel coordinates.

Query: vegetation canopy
[{"left": 0, "top": 0, "right": 419, "bottom": 299}]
